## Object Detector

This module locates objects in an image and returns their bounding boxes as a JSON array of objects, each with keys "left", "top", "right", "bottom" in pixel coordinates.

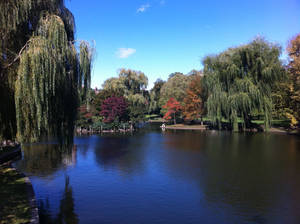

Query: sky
[{"left": 65, "top": 0, "right": 300, "bottom": 89}]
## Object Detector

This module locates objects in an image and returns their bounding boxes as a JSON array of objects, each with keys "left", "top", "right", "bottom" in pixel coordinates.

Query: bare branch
[{"left": 4, "top": 39, "right": 31, "bottom": 69}]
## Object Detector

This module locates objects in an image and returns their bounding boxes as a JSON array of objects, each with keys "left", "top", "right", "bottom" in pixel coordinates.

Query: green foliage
[
  {"left": 271, "top": 78, "right": 293, "bottom": 119},
  {"left": 0, "top": 1, "right": 93, "bottom": 142},
  {"left": 159, "top": 73, "right": 191, "bottom": 114},
  {"left": 79, "top": 41, "right": 94, "bottom": 110},
  {"left": 102, "top": 69, "right": 149, "bottom": 124},
  {"left": 149, "top": 79, "right": 165, "bottom": 114},
  {"left": 15, "top": 14, "right": 78, "bottom": 142},
  {"left": 203, "top": 38, "right": 285, "bottom": 131},
  {"left": 286, "top": 33, "right": 300, "bottom": 127},
  {"left": 127, "top": 95, "right": 146, "bottom": 123}
]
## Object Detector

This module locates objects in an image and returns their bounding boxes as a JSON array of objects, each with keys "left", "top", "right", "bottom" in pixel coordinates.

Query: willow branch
[{"left": 4, "top": 39, "right": 31, "bottom": 69}]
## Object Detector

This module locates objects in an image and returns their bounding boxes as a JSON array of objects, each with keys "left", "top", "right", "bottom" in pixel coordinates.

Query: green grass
[
  {"left": 0, "top": 166, "right": 32, "bottom": 224},
  {"left": 146, "top": 114, "right": 166, "bottom": 122},
  {"left": 251, "top": 119, "right": 290, "bottom": 127},
  {"left": 201, "top": 117, "right": 290, "bottom": 127},
  {"left": 145, "top": 114, "right": 160, "bottom": 119}
]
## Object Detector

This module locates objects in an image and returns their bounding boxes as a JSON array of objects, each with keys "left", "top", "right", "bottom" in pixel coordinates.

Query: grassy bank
[
  {"left": 165, "top": 124, "right": 207, "bottom": 130},
  {"left": 0, "top": 166, "right": 32, "bottom": 224}
]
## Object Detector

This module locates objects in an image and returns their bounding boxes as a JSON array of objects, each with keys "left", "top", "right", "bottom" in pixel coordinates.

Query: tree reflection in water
[
  {"left": 93, "top": 134, "right": 147, "bottom": 176},
  {"left": 162, "top": 131, "right": 300, "bottom": 223},
  {"left": 16, "top": 144, "right": 77, "bottom": 177},
  {"left": 38, "top": 175, "right": 78, "bottom": 224},
  {"left": 13, "top": 127, "right": 300, "bottom": 223}
]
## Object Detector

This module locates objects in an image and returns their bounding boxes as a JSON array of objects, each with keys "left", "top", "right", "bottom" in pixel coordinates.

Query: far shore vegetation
[{"left": 77, "top": 36, "right": 300, "bottom": 135}]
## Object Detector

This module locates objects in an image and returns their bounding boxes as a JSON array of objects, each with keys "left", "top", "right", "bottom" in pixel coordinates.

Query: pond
[{"left": 14, "top": 124, "right": 300, "bottom": 224}]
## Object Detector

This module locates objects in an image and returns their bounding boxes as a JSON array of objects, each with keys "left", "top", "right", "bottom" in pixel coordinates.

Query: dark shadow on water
[
  {"left": 161, "top": 131, "right": 300, "bottom": 223},
  {"left": 15, "top": 144, "right": 77, "bottom": 178},
  {"left": 94, "top": 136, "right": 131, "bottom": 165},
  {"left": 93, "top": 134, "right": 148, "bottom": 175},
  {"left": 38, "top": 175, "right": 79, "bottom": 224}
]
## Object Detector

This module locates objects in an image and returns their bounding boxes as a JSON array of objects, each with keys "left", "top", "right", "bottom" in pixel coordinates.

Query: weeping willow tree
[
  {"left": 203, "top": 38, "right": 285, "bottom": 132},
  {"left": 0, "top": 0, "right": 93, "bottom": 143},
  {"left": 79, "top": 41, "right": 94, "bottom": 111}
]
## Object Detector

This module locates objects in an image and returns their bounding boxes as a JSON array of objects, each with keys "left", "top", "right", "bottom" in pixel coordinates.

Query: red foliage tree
[
  {"left": 162, "top": 97, "right": 182, "bottom": 124},
  {"left": 100, "top": 96, "right": 128, "bottom": 123}
]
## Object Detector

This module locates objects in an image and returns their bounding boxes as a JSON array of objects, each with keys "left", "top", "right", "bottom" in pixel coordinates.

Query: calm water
[{"left": 14, "top": 125, "right": 300, "bottom": 224}]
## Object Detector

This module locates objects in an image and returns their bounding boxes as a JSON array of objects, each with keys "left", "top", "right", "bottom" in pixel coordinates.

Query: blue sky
[{"left": 66, "top": 0, "right": 300, "bottom": 89}]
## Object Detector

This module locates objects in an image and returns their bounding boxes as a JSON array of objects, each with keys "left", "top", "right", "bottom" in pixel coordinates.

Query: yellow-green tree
[
  {"left": 159, "top": 73, "right": 191, "bottom": 114},
  {"left": 287, "top": 33, "right": 300, "bottom": 127}
]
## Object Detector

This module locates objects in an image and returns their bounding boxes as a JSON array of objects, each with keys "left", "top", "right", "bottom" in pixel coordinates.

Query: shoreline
[
  {"left": 0, "top": 145, "right": 22, "bottom": 164},
  {"left": 0, "top": 146, "right": 39, "bottom": 224},
  {"left": 0, "top": 164, "right": 39, "bottom": 224},
  {"left": 165, "top": 124, "right": 207, "bottom": 130},
  {"left": 20, "top": 168, "right": 40, "bottom": 224},
  {"left": 164, "top": 124, "right": 299, "bottom": 135}
]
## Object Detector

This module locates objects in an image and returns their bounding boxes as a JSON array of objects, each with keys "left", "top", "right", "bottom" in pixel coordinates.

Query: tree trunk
[
  {"left": 174, "top": 112, "right": 176, "bottom": 125},
  {"left": 217, "top": 118, "right": 221, "bottom": 130},
  {"left": 264, "top": 114, "right": 270, "bottom": 132},
  {"left": 233, "top": 118, "right": 238, "bottom": 132},
  {"left": 232, "top": 111, "right": 238, "bottom": 132}
]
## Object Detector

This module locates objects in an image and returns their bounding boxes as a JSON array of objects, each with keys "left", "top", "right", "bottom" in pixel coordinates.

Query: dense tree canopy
[
  {"left": 271, "top": 80, "right": 292, "bottom": 120},
  {"left": 182, "top": 75, "right": 205, "bottom": 122},
  {"left": 159, "top": 73, "right": 191, "bottom": 113},
  {"left": 287, "top": 33, "right": 300, "bottom": 126},
  {"left": 149, "top": 79, "right": 165, "bottom": 114},
  {"left": 0, "top": 0, "right": 93, "bottom": 142},
  {"left": 102, "top": 69, "right": 149, "bottom": 123},
  {"left": 203, "top": 38, "right": 285, "bottom": 131},
  {"left": 100, "top": 96, "right": 128, "bottom": 123},
  {"left": 102, "top": 69, "right": 147, "bottom": 96}
]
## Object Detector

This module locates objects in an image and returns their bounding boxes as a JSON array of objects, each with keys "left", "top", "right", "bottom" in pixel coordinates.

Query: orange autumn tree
[
  {"left": 287, "top": 33, "right": 300, "bottom": 126},
  {"left": 162, "top": 98, "right": 182, "bottom": 124},
  {"left": 182, "top": 75, "right": 204, "bottom": 122}
]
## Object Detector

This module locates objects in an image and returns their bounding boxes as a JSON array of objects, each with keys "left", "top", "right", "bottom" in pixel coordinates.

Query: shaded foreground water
[{"left": 14, "top": 125, "right": 300, "bottom": 224}]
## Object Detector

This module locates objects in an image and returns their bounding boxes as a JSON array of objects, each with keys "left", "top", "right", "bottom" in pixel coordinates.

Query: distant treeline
[{"left": 79, "top": 36, "right": 300, "bottom": 132}]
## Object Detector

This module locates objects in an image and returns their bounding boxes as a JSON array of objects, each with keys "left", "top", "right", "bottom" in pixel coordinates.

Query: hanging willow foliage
[
  {"left": 203, "top": 38, "right": 285, "bottom": 131},
  {"left": 79, "top": 41, "right": 94, "bottom": 111},
  {"left": 0, "top": 1, "right": 93, "bottom": 143}
]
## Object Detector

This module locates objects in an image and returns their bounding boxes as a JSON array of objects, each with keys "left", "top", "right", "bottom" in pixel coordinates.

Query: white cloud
[
  {"left": 116, "top": 48, "right": 136, "bottom": 58},
  {"left": 137, "top": 4, "right": 150, "bottom": 13}
]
